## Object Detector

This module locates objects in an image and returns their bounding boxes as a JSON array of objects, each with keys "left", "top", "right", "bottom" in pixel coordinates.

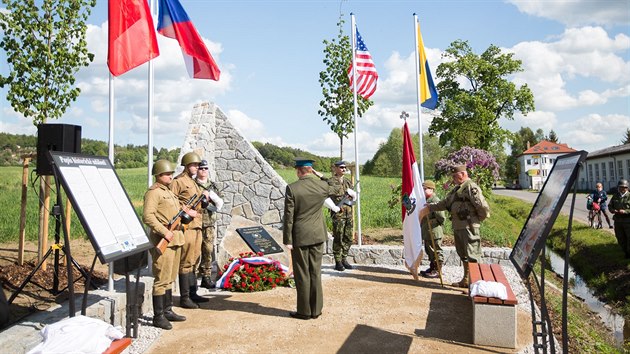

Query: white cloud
[
  {"left": 507, "top": 0, "right": 630, "bottom": 27},
  {"left": 561, "top": 113, "right": 630, "bottom": 149},
  {"left": 508, "top": 26, "right": 630, "bottom": 111}
]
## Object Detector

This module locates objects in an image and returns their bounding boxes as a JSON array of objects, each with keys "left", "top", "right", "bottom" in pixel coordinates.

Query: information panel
[
  {"left": 509, "top": 150, "right": 587, "bottom": 277},
  {"left": 50, "top": 152, "right": 152, "bottom": 263}
]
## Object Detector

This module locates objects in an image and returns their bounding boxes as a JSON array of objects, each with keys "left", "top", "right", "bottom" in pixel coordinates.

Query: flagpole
[
  {"left": 107, "top": 74, "right": 115, "bottom": 292},
  {"left": 413, "top": 14, "right": 424, "bottom": 182},
  {"left": 350, "top": 13, "right": 362, "bottom": 246},
  {"left": 148, "top": 0, "right": 156, "bottom": 188}
]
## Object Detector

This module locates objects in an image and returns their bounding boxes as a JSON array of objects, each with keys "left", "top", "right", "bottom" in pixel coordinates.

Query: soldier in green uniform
[
  {"left": 143, "top": 159, "right": 186, "bottom": 330},
  {"left": 419, "top": 165, "right": 490, "bottom": 288},
  {"left": 419, "top": 180, "right": 445, "bottom": 278},
  {"left": 609, "top": 179, "right": 630, "bottom": 259},
  {"left": 328, "top": 161, "right": 356, "bottom": 271},
  {"left": 283, "top": 158, "right": 338, "bottom": 320},
  {"left": 170, "top": 152, "right": 209, "bottom": 308},
  {"left": 195, "top": 159, "right": 224, "bottom": 288}
]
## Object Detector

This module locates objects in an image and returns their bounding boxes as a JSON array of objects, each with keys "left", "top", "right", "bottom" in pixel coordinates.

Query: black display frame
[
  {"left": 50, "top": 151, "right": 152, "bottom": 264},
  {"left": 509, "top": 150, "right": 588, "bottom": 278}
]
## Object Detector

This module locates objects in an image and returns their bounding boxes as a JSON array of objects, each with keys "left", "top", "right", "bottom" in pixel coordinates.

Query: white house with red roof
[{"left": 518, "top": 141, "right": 577, "bottom": 190}]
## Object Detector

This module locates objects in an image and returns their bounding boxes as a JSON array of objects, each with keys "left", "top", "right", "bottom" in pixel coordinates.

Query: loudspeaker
[{"left": 36, "top": 124, "right": 81, "bottom": 175}]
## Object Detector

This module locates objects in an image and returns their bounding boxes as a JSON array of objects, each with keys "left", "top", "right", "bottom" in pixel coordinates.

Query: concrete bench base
[{"left": 473, "top": 302, "right": 517, "bottom": 348}]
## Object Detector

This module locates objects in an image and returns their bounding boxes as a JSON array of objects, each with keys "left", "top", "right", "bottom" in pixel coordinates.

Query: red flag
[
  {"left": 402, "top": 122, "right": 425, "bottom": 278},
  {"left": 157, "top": 0, "right": 220, "bottom": 80},
  {"left": 108, "top": 0, "right": 160, "bottom": 76},
  {"left": 348, "top": 27, "right": 378, "bottom": 99}
]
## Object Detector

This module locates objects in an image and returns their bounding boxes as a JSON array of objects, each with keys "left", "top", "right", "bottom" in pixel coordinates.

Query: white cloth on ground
[
  {"left": 469, "top": 280, "right": 508, "bottom": 300},
  {"left": 27, "top": 315, "right": 124, "bottom": 354}
]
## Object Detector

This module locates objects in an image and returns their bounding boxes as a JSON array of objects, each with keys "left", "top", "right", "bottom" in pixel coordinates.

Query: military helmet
[
  {"left": 152, "top": 159, "right": 174, "bottom": 176},
  {"left": 181, "top": 152, "right": 201, "bottom": 166},
  {"left": 618, "top": 179, "right": 629, "bottom": 188}
]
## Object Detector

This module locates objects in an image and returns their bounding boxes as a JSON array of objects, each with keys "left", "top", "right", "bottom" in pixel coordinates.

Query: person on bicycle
[{"left": 592, "top": 182, "right": 613, "bottom": 229}]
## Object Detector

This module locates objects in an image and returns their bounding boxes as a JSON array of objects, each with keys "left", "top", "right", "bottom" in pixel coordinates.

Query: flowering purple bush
[{"left": 435, "top": 146, "right": 499, "bottom": 191}]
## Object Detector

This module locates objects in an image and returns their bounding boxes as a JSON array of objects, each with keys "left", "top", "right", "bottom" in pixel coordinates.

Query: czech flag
[
  {"left": 402, "top": 121, "right": 425, "bottom": 279},
  {"left": 108, "top": 0, "right": 160, "bottom": 76},
  {"left": 157, "top": 0, "right": 220, "bottom": 80}
]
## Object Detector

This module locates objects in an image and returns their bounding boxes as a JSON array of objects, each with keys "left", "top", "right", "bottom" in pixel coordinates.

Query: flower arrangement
[{"left": 217, "top": 251, "right": 291, "bottom": 292}]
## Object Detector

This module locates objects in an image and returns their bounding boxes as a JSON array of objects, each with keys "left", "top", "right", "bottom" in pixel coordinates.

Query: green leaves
[
  {"left": 0, "top": 0, "right": 95, "bottom": 125},
  {"left": 432, "top": 40, "right": 535, "bottom": 151},
  {"left": 318, "top": 16, "right": 373, "bottom": 159}
]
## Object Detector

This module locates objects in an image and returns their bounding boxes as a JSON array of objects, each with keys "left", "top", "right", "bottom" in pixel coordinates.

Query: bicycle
[{"left": 586, "top": 195, "right": 603, "bottom": 229}]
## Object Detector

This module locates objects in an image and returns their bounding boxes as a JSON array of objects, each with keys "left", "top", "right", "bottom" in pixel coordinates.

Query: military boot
[
  {"left": 152, "top": 295, "right": 173, "bottom": 330},
  {"left": 179, "top": 273, "right": 199, "bottom": 309},
  {"left": 189, "top": 272, "right": 209, "bottom": 303},
  {"left": 164, "top": 289, "right": 186, "bottom": 322},
  {"left": 200, "top": 275, "right": 215, "bottom": 289},
  {"left": 451, "top": 261, "right": 469, "bottom": 288},
  {"left": 420, "top": 261, "right": 436, "bottom": 277},
  {"left": 334, "top": 261, "right": 345, "bottom": 271},
  {"left": 341, "top": 259, "right": 353, "bottom": 270}
]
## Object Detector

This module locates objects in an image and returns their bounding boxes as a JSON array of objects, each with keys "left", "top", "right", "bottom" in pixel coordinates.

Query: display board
[
  {"left": 509, "top": 150, "right": 587, "bottom": 277},
  {"left": 237, "top": 226, "right": 283, "bottom": 255},
  {"left": 50, "top": 152, "right": 152, "bottom": 263}
]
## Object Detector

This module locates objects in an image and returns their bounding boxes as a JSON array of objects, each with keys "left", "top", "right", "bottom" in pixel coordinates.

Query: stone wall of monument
[{"left": 177, "top": 102, "right": 287, "bottom": 244}]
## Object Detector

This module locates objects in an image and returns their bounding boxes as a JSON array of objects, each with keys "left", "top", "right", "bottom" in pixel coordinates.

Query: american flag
[{"left": 348, "top": 28, "right": 378, "bottom": 99}]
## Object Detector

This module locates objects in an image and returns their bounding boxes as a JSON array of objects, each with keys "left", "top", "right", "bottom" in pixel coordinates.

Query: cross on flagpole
[{"left": 400, "top": 111, "right": 410, "bottom": 122}]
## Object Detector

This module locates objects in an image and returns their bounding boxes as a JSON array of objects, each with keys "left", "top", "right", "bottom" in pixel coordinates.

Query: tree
[
  {"left": 505, "top": 127, "right": 538, "bottom": 183},
  {"left": 622, "top": 128, "right": 630, "bottom": 145},
  {"left": 430, "top": 40, "right": 535, "bottom": 151},
  {"left": 318, "top": 16, "right": 372, "bottom": 160},
  {"left": 0, "top": 0, "right": 96, "bottom": 125},
  {"left": 547, "top": 129, "right": 559, "bottom": 143},
  {"left": 363, "top": 129, "right": 444, "bottom": 178}
]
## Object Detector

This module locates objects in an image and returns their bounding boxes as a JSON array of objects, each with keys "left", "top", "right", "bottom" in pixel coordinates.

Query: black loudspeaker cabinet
[
  {"left": 113, "top": 250, "right": 148, "bottom": 275},
  {"left": 36, "top": 124, "right": 81, "bottom": 175}
]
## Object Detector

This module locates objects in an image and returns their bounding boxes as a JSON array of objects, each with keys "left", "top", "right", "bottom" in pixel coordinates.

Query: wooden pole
[
  {"left": 39, "top": 175, "right": 51, "bottom": 271},
  {"left": 18, "top": 156, "right": 32, "bottom": 266}
]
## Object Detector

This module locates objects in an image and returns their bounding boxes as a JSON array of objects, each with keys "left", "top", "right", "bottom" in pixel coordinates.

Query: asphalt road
[{"left": 493, "top": 187, "right": 614, "bottom": 232}]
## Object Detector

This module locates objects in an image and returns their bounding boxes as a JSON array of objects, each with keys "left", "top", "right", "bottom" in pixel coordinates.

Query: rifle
[
  {"left": 335, "top": 181, "right": 359, "bottom": 209},
  {"left": 156, "top": 193, "right": 197, "bottom": 255}
]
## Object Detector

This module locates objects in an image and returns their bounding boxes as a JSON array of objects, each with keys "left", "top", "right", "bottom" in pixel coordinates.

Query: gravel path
[{"left": 129, "top": 265, "right": 552, "bottom": 354}]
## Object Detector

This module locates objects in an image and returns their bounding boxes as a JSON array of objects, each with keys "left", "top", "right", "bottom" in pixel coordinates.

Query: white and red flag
[{"left": 401, "top": 121, "right": 425, "bottom": 279}]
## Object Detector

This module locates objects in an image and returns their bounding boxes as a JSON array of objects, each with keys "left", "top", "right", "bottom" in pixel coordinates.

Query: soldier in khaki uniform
[
  {"left": 283, "top": 158, "right": 339, "bottom": 320},
  {"left": 419, "top": 165, "right": 490, "bottom": 288},
  {"left": 143, "top": 159, "right": 186, "bottom": 330},
  {"left": 170, "top": 152, "right": 209, "bottom": 308},
  {"left": 194, "top": 159, "right": 224, "bottom": 288},
  {"left": 609, "top": 179, "right": 630, "bottom": 259},
  {"left": 328, "top": 160, "right": 356, "bottom": 271},
  {"left": 419, "top": 180, "right": 445, "bottom": 278}
]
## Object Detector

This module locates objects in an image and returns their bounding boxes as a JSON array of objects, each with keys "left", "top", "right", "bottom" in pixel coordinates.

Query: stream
[{"left": 545, "top": 247, "right": 627, "bottom": 346}]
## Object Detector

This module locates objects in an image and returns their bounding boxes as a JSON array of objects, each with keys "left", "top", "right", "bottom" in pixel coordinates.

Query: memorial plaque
[{"left": 237, "top": 226, "right": 283, "bottom": 255}]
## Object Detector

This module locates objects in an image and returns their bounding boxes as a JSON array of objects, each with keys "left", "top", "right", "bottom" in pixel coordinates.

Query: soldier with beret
[
  {"left": 419, "top": 180, "right": 445, "bottom": 278},
  {"left": 143, "top": 159, "right": 186, "bottom": 329},
  {"left": 283, "top": 158, "right": 339, "bottom": 320},
  {"left": 419, "top": 165, "right": 490, "bottom": 288},
  {"left": 328, "top": 160, "right": 356, "bottom": 271},
  {"left": 195, "top": 159, "right": 224, "bottom": 288},
  {"left": 170, "top": 152, "right": 210, "bottom": 308}
]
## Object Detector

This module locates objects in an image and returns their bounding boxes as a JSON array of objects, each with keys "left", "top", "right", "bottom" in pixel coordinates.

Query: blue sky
[{"left": 1, "top": 0, "right": 629, "bottom": 163}]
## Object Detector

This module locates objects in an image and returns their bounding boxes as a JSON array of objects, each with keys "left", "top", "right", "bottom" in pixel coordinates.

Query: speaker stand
[{"left": 8, "top": 167, "right": 94, "bottom": 317}]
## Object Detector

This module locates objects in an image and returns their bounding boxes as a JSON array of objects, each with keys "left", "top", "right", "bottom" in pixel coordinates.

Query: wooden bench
[
  {"left": 103, "top": 337, "right": 132, "bottom": 354},
  {"left": 468, "top": 263, "right": 518, "bottom": 348}
]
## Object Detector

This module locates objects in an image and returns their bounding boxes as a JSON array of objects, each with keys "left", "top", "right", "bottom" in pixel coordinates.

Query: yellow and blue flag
[{"left": 418, "top": 23, "right": 438, "bottom": 109}]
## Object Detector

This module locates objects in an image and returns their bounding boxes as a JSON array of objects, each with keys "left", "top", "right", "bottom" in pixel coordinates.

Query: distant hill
[{"left": 0, "top": 132, "right": 336, "bottom": 171}]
